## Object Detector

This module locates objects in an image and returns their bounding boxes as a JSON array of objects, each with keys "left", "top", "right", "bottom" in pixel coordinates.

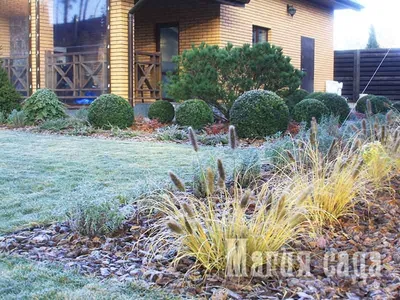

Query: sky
[{"left": 334, "top": 0, "right": 400, "bottom": 50}]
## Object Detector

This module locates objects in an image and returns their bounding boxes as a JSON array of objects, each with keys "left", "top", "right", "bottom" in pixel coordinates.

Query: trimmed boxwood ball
[
  {"left": 305, "top": 92, "right": 325, "bottom": 100},
  {"left": 148, "top": 100, "right": 175, "bottom": 123},
  {"left": 175, "top": 99, "right": 214, "bottom": 129},
  {"left": 284, "top": 89, "right": 309, "bottom": 114},
  {"left": 309, "top": 92, "right": 350, "bottom": 123},
  {"left": 356, "top": 95, "right": 392, "bottom": 114},
  {"left": 392, "top": 102, "right": 400, "bottom": 112},
  {"left": 88, "top": 94, "right": 134, "bottom": 129},
  {"left": 230, "top": 90, "right": 289, "bottom": 138},
  {"left": 293, "top": 98, "right": 329, "bottom": 124}
]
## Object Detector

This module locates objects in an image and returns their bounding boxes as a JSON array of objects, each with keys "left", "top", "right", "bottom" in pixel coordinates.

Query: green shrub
[
  {"left": 88, "top": 94, "right": 134, "bottom": 129},
  {"left": 284, "top": 89, "right": 309, "bottom": 114},
  {"left": 74, "top": 108, "right": 89, "bottom": 122},
  {"left": 175, "top": 99, "right": 213, "bottom": 129},
  {"left": 393, "top": 102, "right": 400, "bottom": 112},
  {"left": 0, "top": 67, "right": 21, "bottom": 115},
  {"left": 7, "top": 109, "right": 27, "bottom": 127},
  {"left": 0, "top": 111, "right": 6, "bottom": 124},
  {"left": 23, "top": 89, "right": 66, "bottom": 124},
  {"left": 166, "top": 42, "right": 303, "bottom": 118},
  {"left": 355, "top": 95, "right": 392, "bottom": 114},
  {"left": 66, "top": 200, "right": 126, "bottom": 237},
  {"left": 293, "top": 98, "right": 329, "bottom": 124},
  {"left": 305, "top": 92, "right": 325, "bottom": 99},
  {"left": 307, "top": 93, "right": 350, "bottom": 122},
  {"left": 39, "top": 117, "right": 86, "bottom": 132},
  {"left": 197, "top": 134, "right": 229, "bottom": 146},
  {"left": 148, "top": 100, "right": 175, "bottom": 123},
  {"left": 230, "top": 90, "right": 289, "bottom": 138},
  {"left": 156, "top": 125, "right": 188, "bottom": 141}
]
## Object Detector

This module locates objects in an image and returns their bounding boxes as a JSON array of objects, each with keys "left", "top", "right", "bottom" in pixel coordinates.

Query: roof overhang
[
  {"left": 309, "top": 0, "right": 363, "bottom": 11},
  {"left": 129, "top": 0, "right": 362, "bottom": 15},
  {"left": 129, "top": 0, "right": 250, "bottom": 14}
]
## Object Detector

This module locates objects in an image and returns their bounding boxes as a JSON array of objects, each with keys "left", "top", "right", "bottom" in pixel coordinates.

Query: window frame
[{"left": 252, "top": 26, "right": 270, "bottom": 45}]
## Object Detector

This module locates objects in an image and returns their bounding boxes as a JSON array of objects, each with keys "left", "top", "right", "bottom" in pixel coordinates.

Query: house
[{"left": 0, "top": 0, "right": 362, "bottom": 107}]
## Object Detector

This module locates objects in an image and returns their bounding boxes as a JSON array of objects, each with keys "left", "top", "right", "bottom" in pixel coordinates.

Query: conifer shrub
[
  {"left": 0, "top": 67, "right": 21, "bottom": 114},
  {"left": 230, "top": 90, "right": 289, "bottom": 138},
  {"left": 23, "top": 89, "right": 66, "bottom": 124},
  {"left": 175, "top": 99, "right": 213, "bottom": 129},
  {"left": 148, "top": 100, "right": 175, "bottom": 123},
  {"left": 166, "top": 42, "right": 303, "bottom": 118},
  {"left": 88, "top": 94, "right": 134, "bottom": 129}
]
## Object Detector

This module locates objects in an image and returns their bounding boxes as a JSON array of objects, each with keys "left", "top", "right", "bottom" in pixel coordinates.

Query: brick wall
[{"left": 220, "top": 0, "right": 334, "bottom": 92}]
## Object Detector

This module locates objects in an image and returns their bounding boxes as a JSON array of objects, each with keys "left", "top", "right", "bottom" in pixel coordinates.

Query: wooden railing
[
  {"left": 135, "top": 51, "right": 162, "bottom": 103},
  {"left": 45, "top": 49, "right": 108, "bottom": 106},
  {"left": 1, "top": 56, "right": 30, "bottom": 97}
]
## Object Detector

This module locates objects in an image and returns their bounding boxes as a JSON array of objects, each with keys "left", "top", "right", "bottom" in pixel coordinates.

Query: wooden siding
[
  {"left": 220, "top": 0, "right": 334, "bottom": 92},
  {"left": 134, "top": 0, "right": 220, "bottom": 54},
  {"left": 0, "top": 16, "right": 11, "bottom": 57},
  {"left": 110, "top": 0, "right": 133, "bottom": 100},
  {"left": 38, "top": 0, "right": 54, "bottom": 90}
]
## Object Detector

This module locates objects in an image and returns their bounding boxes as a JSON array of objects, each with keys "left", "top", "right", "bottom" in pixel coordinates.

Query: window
[{"left": 252, "top": 26, "right": 269, "bottom": 44}]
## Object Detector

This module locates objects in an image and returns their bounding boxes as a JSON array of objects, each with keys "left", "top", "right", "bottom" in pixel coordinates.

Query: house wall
[
  {"left": 0, "top": 16, "right": 11, "bottom": 57},
  {"left": 134, "top": 0, "right": 220, "bottom": 54},
  {"left": 220, "top": 0, "right": 334, "bottom": 92},
  {"left": 110, "top": 0, "right": 134, "bottom": 100}
]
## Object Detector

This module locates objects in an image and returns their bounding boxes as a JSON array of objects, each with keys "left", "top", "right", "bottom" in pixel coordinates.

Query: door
[
  {"left": 156, "top": 23, "right": 179, "bottom": 99},
  {"left": 301, "top": 36, "right": 315, "bottom": 93}
]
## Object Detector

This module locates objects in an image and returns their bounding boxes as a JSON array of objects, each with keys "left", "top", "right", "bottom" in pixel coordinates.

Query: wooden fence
[
  {"left": 1, "top": 56, "right": 30, "bottom": 97},
  {"left": 334, "top": 48, "right": 400, "bottom": 102}
]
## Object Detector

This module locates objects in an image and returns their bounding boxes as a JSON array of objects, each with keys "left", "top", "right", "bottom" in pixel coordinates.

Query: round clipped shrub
[
  {"left": 293, "top": 98, "right": 329, "bottom": 124},
  {"left": 148, "top": 100, "right": 175, "bottom": 123},
  {"left": 355, "top": 95, "right": 392, "bottom": 115},
  {"left": 88, "top": 94, "right": 134, "bottom": 129},
  {"left": 305, "top": 92, "right": 325, "bottom": 100},
  {"left": 0, "top": 68, "right": 21, "bottom": 114},
  {"left": 284, "top": 89, "right": 309, "bottom": 114},
  {"left": 23, "top": 89, "right": 66, "bottom": 123},
  {"left": 308, "top": 92, "right": 350, "bottom": 122},
  {"left": 230, "top": 90, "right": 289, "bottom": 138},
  {"left": 175, "top": 99, "right": 213, "bottom": 129}
]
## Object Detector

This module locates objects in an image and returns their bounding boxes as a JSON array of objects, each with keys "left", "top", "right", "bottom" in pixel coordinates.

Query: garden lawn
[{"left": 0, "top": 130, "right": 230, "bottom": 233}]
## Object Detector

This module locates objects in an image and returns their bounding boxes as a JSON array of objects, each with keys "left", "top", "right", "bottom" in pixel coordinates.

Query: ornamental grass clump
[
  {"left": 149, "top": 126, "right": 310, "bottom": 274},
  {"left": 156, "top": 173, "right": 309, "bottom": 273}
]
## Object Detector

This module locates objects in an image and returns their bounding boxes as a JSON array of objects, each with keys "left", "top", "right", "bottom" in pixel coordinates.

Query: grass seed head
[
  {"left": 188, "top": 127, "right": 199, "bottom": 152},
  {"left": 184, "top": 217, "right": 193, "bottom": 234},
  {"left": 206, "top": 167, "right": 215, "bottom": 195},
  {"left": 366, "top": 99, "right": 373, "bottom": 116},
  {"left": 229, "top": 125, "right": 238, "bottom": 150},
  {"left": 182, "top": 202, "right": 195, "bottom": 218},
  {"left": 362, "top": 119, "right": 367, "bottom": 137},
  {"left": 168, "top": 171, "right": 185, "bottom": 192},
  {"left": 217, "top": 159, "right": 226, "bottom": 188},
  {"left": 240, "top": 190, "right": 251, "bottom": 209},
  {"left": 167, "top": 220, "right": 184, "bottom": 235}
]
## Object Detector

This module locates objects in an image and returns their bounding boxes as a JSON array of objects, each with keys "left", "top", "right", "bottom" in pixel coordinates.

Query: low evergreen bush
[
  {"left": 23, "top": 89, "right": 66, "bottom": 124},
  {"left": 0, "top": 67, "right": 21, "bottom": 114},
  {"left": 355, "top": 95, "right": 392, "bottom": 115},
  {"left": 284, "top": 89, "right": 309, "bottom": 114},
  {"left": 88, "top": 94, "right": 134, "bottom": 129},
  {"left": 7, "top": 109, "right": 27, "bottom": 127},
  {"left": 230, "top": 90, "right": 289, "bottom": 138},
  {"left": 293, "top": 98, "right": 329, "bottom": 124},
  {"left": 175, "top": 99, "right": 214, "bottom": 129},
  {"left": 307, "top": 92, "right": 350, "bottom": 122},
  {"left": 148, "top": 100, "right": 175, "bottom": 123}
]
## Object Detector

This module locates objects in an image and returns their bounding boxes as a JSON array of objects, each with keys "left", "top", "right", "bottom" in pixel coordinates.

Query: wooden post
[{"left": 353, "top": 50, "right": 360, "bottom": 101}]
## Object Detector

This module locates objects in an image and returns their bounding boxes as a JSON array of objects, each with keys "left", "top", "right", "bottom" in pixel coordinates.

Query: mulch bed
[{"left": 1, "top": 177, "right": 399, "bottom": 299}]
